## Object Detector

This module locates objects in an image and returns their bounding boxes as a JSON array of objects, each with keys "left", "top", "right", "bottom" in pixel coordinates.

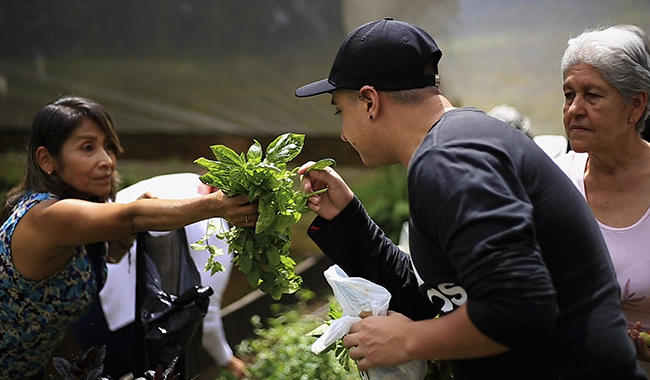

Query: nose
[
  {"left": 340, "top": 130, "right": 348, "bottom": 142},
  {"left": 566, "top": 95, "right": 585, "bottom": 119},
  {"left": 99, "top": 147, "right": 117, "bottom": 169}
]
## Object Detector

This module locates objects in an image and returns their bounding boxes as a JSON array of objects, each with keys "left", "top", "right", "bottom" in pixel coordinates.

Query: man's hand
[
  {"left": 298, "top": 161, "right": 355, "bottom": 220},
  {"left": 342, "top": 311, "right": 415, "bottom": 371}
]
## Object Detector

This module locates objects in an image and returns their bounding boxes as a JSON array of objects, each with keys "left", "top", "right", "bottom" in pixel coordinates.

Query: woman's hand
[
  {"left": 298, "top": 161, "right": 355, "bottom": 220},
  {"left": 211, "top": 190, "right": 258, "bottom": 228},
  {"left": 628, "top": 321, "right": 650, "bottom": 362},
  {"left": 224, "top": 355, "right": 249, "bottom": 378},
  {"left": 106, "top": 233, "right": 135, "bottom": 263}
]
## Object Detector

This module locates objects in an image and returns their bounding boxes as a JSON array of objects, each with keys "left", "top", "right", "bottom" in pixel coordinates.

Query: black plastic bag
[{"left": 133, "top": 229, "right": 214, "bottom": 379}]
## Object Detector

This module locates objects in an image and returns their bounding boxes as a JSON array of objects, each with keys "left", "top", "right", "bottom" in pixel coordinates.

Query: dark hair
[{"left": 1, "top": 97, "right": 123, "bottom": 222}]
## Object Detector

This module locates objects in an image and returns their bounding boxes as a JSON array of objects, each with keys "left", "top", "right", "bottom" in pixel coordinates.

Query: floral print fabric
[{"left": 0, "top": 191, "right": 104, "bottom": 379}]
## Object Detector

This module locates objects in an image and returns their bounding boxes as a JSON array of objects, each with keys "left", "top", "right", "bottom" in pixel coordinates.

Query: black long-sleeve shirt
[{"left": 309, "top": 108, "right": 646, "bottom": 380}]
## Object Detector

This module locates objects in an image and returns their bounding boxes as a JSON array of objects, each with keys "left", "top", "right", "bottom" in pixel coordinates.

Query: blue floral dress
[{"left": 0, "top": 191, "right": 107, "bottom": 379}]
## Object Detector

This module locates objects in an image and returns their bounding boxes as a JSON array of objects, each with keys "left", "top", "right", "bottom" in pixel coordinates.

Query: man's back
[{"left": 407, "top": 107, "right": 643, "bottom": 379}]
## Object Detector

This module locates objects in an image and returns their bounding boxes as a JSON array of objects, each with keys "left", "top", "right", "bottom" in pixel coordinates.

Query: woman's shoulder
[
  {"left": 3, "top": 190, "right": 60, "bottom": 226},
  {"left": 25, "top": 190, "right": 58, "bottom": 200},
  {"left": 4, "top": 191, "right": 59, "bottom": 225},
  {"left": 17, "top": 191, "right": 59, "bottom": 209}
]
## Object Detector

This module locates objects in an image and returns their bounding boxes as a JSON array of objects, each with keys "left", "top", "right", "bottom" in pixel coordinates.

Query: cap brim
[{"left": 295, "top": 78, "right": 336, "bottom": 98}]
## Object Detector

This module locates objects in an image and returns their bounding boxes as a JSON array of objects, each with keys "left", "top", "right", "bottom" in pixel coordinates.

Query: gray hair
[
  {"left": 487, "top": 104, "right": 534, "bottom": 139},
  {"left": 561, "top": 24, "right": 650, "bottom": 133}
]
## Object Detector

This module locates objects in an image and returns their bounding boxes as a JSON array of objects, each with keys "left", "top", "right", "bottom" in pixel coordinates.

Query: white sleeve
[
  {"left": 186, "top": 217, "right": 236, "bottom": 366},
  {"left": 99, "top": 244, "right": 137, "bottom": 331}
]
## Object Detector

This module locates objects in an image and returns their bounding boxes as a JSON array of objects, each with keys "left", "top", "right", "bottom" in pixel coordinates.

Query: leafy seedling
[{"left": 194, "top": 132, "right": 335, "bottom": 299}]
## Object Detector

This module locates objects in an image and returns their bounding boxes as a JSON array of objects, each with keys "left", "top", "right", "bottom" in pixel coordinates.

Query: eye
[
  {"left": 82, "top": 144, "right": 94, "bottom": 152},
  {"left": 563, "top": 92, "right": 575, "bottom": 105},
  {"left": 334, "top": 110, "right": 341, "bottom": 116}
]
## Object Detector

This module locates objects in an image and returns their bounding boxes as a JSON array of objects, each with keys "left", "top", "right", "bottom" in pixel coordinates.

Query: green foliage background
[
  {"left": 215, "top": 291, "right": 454, "bottom": 380},
  {"left": 355, "top": 164, "right": 410, "bottom": 243},
  {"left": 216, "top": 291, "right": 360, "bottom": 380}
]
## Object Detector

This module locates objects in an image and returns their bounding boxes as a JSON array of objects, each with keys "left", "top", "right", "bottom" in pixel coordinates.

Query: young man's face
[{"left": 331, "top": 89, "right": 378, "bottom": 166}]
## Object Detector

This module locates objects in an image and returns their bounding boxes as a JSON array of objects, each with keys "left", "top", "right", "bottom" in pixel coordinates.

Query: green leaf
[
  {"left": 247, "top": 139, "right": 263, "bottom": 164},
  {"left": 239, "top": 254, "right": 252, "bottom": 274},
  {"left": 304, "top": 157, "right": 337, "bottom": 175},
  {"left": 210, "top": 144, "right": 245, "bottom": 167},
  {"left": 266, "top": 248, "right": 281, "bottom": 266},
  {"left": 207, "top": 244, "right": 224, "bottom": 257},
  {"left": 189, "top": 243, "right": 208, "bottom": 251},
  {"left": 204, "top": 222, "right": 219, "bottom": 238},
  {"left": 247, "top": 268, "right": 260, "bottom": 287},
  {"left": 267, "top": 213, "right": 299, "bottom": 234},
  {"left": 256, "top": 192, "right": 276, "bottom": 234},
  {"left": 270, "top": 286, "right": 282, "bottom": 300},
  {"left": 265, "top": 133, "right": 305, "bottom": 164},
  {"left": 194, "top": 157, "right": 222, "bottom": 171},
  {"left": 248, "top": 186, "right": 264, "bottom": 203},
  {"left": 244, "top": 234, "right": 255, "bottom": 254},
  {"left": 208, "top": 261, "right": 225, "bottom": 275},
  {"left": 259, "top": 281, "right": 272, "bottom": 295},
  {"left": 198, "top": 171, "right": 230, "bottom": 194}
]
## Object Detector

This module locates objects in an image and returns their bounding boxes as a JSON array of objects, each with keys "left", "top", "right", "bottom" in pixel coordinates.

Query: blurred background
[
  {"left": 3, "top": 0, "right": 650, "bottom": 153},
  {"left": 4, "top": 0, "right": 649, "bottom": 249},
  {"left": 2, "top": 0, "right": 650, "bottom": 179},
  {"left": 2, "top": 0, "right": 650, "bottom": 377}
]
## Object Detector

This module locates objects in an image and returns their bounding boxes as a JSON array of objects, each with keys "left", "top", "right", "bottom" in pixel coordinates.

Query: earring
[
  {"left": 629, "top": 116, "right": 635, "bottom": 123},
  {"left": 369, "top": 115, "right": 373, "bottom": 120}
]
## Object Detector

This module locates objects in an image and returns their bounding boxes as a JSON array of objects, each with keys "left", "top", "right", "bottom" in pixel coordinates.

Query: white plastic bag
[{"left": 312, "top": 265, "right": 428, "bottom": 380}]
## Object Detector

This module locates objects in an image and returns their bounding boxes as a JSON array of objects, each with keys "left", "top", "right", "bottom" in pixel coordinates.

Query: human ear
[
  {"left": 36, "top": 146, "right": 55, "bottom": 175},
  {"left": 631, "top": 91, "right": 649, "bottom": 121},
  {"left": 358, "top": 86, "right": 376, "bottom": 101},
  {"left": 359, "top": 86, "right": 379, "bottom": 116}
]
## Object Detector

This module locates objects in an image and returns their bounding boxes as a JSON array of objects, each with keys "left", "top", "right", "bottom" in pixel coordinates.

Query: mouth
[
  {"left": 97, "top": 174, "right": 112, "bottom": 183},
  {"left": 569, "top": 125, "right": 591, "bottom": 133}
]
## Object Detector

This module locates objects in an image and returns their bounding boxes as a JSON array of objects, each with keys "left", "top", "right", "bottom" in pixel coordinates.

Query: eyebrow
[{"left": 75, "top": 134, "right": 99, "bottom": 141}]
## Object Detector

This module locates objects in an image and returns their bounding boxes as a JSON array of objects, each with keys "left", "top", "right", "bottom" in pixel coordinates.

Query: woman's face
[
  {"left": 54, "top": 118, "right": 117, "bottom": 199},
  {"left": 562, "top": 63, "right": 633, "bottom": 153}
]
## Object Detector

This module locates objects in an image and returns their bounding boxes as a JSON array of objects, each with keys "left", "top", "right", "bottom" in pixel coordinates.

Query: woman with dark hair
[
  {"left": 0, "top": 97, "right": 257, "bottom": 380},
  {"left": 554, "top": 24, "right": 650, "bottom": 375}
]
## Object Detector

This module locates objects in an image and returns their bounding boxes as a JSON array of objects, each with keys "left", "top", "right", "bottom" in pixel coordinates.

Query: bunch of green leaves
[
  {"left": 216, "top": 292, "right": 358, "bottom": 380},
  {"left": 193, "top": 133, "right": 335, "bottom": 300}
]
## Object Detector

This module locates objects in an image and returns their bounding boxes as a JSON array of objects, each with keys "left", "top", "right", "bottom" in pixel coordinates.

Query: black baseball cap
[{"left": 295, "top": 17, "right": 442, "bottom": 98}]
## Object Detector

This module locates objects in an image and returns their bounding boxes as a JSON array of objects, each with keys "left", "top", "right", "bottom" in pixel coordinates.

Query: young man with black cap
[{"left": 296, "top": 18, "right": 646, "bottom": 379}]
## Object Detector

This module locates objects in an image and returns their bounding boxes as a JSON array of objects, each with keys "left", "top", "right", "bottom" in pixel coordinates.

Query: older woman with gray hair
[{"left": 554, "top": 24, "right": 650, "bottom": 374}]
